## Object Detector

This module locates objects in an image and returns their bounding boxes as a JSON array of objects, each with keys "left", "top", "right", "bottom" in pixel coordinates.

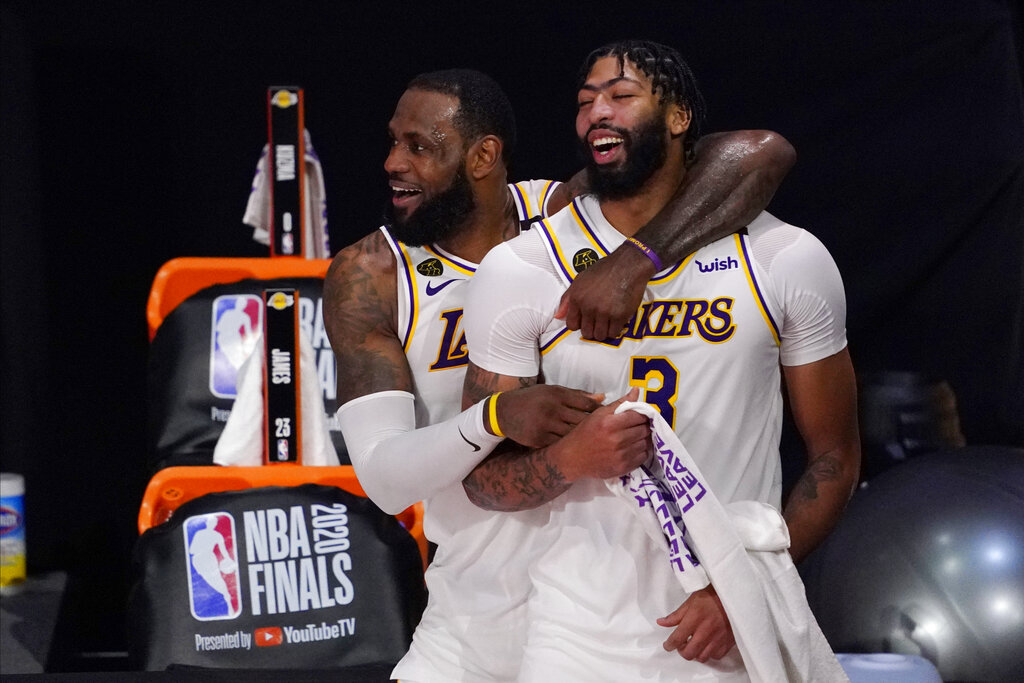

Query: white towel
[
  {"left": 243, "top": 128, "right": 330, "bottom": 259},
  {"left": 610, "top": 401, "right": 848, "bottom": 683},
  {"left": 212, "top": 331, "right": 339, "bottom": 467}
]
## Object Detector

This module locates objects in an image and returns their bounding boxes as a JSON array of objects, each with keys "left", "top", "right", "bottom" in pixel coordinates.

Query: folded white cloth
[
  {"left": 610, "top": 401, "right": 848, "bottom": 683},
  {"left": 243, "top": 128, "right": 330, "bottom": 259},
  {"left": 213, "top": 331, "right": 339, "bottom": 466}
]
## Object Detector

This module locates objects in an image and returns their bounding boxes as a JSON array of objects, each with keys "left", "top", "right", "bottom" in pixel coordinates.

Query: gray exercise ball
[{"left": 800, "top": 446, "right": 1024, "bottom": 682}]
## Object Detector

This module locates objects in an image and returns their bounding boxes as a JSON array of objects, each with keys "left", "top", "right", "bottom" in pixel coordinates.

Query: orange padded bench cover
[
  {"left": 147, "top": 257, "right": 331, "bottom": 340},
  {"left": 138, "top": 465, "right": 427, "bottom": 570}
]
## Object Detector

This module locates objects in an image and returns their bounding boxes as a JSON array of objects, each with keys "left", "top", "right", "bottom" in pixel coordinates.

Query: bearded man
[{"left": 461, "top": 41, "right": 859, "bottom": 681}]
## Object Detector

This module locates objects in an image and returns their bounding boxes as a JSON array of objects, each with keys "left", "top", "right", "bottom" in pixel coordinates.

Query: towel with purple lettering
[{"left": 609, "top": 401, "right": 848, "bottom": 683}]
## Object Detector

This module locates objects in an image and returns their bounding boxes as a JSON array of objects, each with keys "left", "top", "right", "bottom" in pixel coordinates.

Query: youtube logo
[{"left": 254, "top": 626, "right": 283, "bottom": 647}]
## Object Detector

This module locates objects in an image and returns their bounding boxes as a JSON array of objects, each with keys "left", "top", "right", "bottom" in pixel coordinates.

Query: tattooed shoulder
[
  {"left": 325, "top": 233, "right": 397, "bottom": 334},
  {"left": 323, "top": 230, "right": 412, "bottom": 401}
]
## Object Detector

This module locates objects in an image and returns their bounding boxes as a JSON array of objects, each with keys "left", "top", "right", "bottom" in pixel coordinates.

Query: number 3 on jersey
[{"left": 629, "top": 357, "right": 679, "bottom": 427}]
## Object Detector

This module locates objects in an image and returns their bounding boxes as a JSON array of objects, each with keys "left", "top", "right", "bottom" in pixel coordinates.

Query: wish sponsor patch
[
  {"left": 183, "top": 513, "right": 243, "bottom": 621},
  {"left": 210, "top": 295, "right": 263, "bottom": 398}
]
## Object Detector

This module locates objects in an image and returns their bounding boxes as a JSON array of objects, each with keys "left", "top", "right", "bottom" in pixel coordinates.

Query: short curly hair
[
  {"left": 407, "top": 69, "right": 517, "bottom": 164},
  {"left": 579, "top": 40, "right": 706, "bottom": 155}
]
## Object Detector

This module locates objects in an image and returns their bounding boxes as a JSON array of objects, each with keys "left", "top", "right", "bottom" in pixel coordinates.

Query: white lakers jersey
[
  {"left": 384, "top": 179, "right": 561, "bottom": 427},
  {"left": 385, "top": 179, "right": 562, "bottom": 683},
  {"left": 464, "top": 194, "right": 847, "bottom": 681},
  {"left": 536, "top": 199, "right": 789, "bottom": 505}
]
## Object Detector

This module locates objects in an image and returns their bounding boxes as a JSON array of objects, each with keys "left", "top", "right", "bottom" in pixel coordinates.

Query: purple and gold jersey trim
[
  {"left": 570, "top": 199, "right": 610, "bottom": 255},
  {"left": 538, "top": 181, "right": 557, "bottom": 216},
  {"left": 540, "top": 326, "right": 573, "bottom": 356},
  {"left": 538, "top": 198, "right": 688, "bottom": 286},
  {"left": 423, "top": 245, "right": 477, "bottom": 276},
  {"left": 380, "top": 227, "right": 419, "bottom": 353},
  {"left": 535, "top": 198, "right": 610, "bottom": 285},
  {"left": 511, "top": 180, "right": 558, "bottom": 221},
  {"left": 536, "top": 218, "right": 577, "bottom": 285},
  {"left": 649, "top": 257, "right": 688, "bottom": 284},
  {"left": 736, "top": 233, "right": 781, "bottom": 345}
]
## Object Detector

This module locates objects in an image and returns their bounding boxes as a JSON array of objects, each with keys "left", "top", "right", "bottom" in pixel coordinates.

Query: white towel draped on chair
[
  {"left": 213, "top": 331, "right": 339, "bottom": 467},
  {"left": 243, "top": 128, "right": 330, "bottom": 259}
]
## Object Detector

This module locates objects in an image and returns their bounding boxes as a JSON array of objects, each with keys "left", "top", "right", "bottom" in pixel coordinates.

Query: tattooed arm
[
  {"left": 324, "top": 232, "right": 504, "bottom": 514},
  {"left": 324, "top": 231, "right": 410, "bottom": 404},
  {"left": 554, "top": 130, "right": 796, "bottom": 341},
  {"left": 461, "top": 361, "right": 649, "bottom": 512},
  {"left": 781, "top": 348, "right": 861, "bottom": 563},
  {"left": 659, "top": 348, "right": 858, "bottom": 664},
  {"left": 460, "top": 364, "right": 571, "bottom": 511}
]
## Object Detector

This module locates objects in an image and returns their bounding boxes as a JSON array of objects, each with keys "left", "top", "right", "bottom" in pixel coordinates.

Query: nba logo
[
  {"left": 210, "top": 295, "right": 262, "bottom": 398},
  {"left": 276, "top": 438, "right": 289, "bottom": 461},
  {"left": 183, "top": 513, "right": 242, "bottom": 621}
]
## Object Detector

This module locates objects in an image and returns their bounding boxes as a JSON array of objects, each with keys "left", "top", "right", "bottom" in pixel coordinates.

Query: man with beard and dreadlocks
[
  {"left": 460, "top": 41, "right": 859, "bottom": 680},
  {"left": 324, "top": 66, "right": 796, "bottom": 682}
]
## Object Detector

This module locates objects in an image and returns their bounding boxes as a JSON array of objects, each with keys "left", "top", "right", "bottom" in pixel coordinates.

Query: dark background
[{"left": 2, "top": 0, "right": 1022, "bottom": 669}]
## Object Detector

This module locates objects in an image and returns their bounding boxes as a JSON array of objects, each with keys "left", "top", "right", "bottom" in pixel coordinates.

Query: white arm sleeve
[
  {"left": 463, "top": 241, "right": 561, "bottom": 377},
  {"left": 336, "top": 390, "right": 503, "bottom": 514}
]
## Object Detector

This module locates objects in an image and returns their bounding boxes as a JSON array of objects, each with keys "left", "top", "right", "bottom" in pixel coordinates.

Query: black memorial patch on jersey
[
  {"left": 416, "top": 258, "right": 444, "bottom": 277},
  {"left": 573, "top": 248, "right": 600, "bottom": 274}
]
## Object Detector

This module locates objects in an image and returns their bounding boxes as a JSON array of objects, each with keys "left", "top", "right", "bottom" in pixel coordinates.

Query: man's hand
[
  {"left": 555, "top": 245, "right": 653, "bottom": 341},
  {"left": 496, "top": 385, "right": 604, "bottom": 448},
  {"left": 552, "top": 388, "right": 651, "bottom": 481},
  {"left": 657, "top": 586, "right": 736, "bottom": 663},
  {"left": 462, "top": 374, "right": 649, "bottom": 512}
]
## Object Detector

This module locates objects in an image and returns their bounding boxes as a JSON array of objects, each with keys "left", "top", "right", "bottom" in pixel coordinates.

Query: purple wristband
[{"left": 625, "top": 237, "right": 663, "bottom": 271}]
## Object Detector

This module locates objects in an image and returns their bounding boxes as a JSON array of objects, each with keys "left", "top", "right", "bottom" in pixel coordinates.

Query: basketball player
[
  {"left": 460, "top": 41, "right": 860, "bottom": 681},
  {"left": 324, "top": 68, "right": 795, "bottom": 681}
]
